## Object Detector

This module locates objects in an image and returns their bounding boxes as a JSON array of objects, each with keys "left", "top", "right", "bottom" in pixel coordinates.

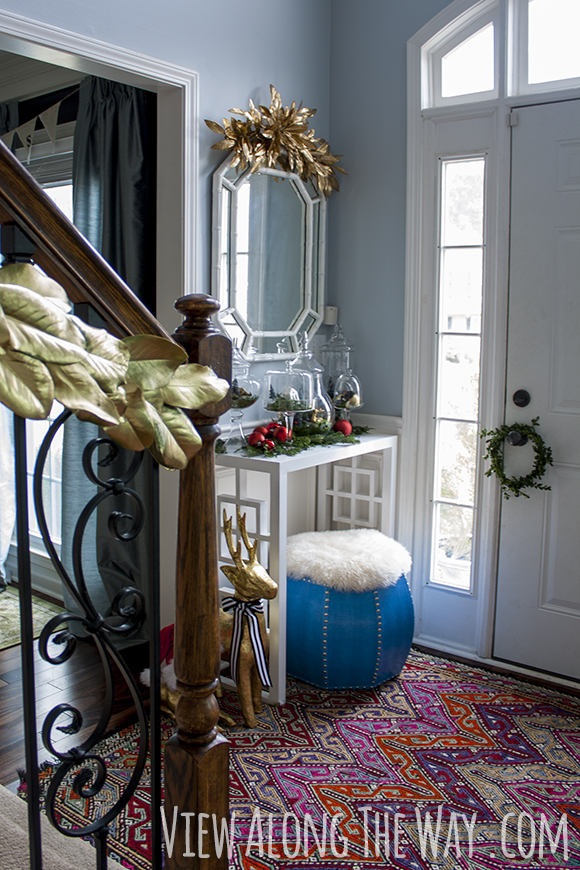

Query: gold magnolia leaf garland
[
  {"left": 205, "top": 85, "right": 346, "bottom": 197},
  {"left": 0, "top": 263, "right": 230, "bottom": 470}
]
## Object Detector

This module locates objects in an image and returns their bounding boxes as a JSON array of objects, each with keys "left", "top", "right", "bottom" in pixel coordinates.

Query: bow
[{"left": 221, "top": 597, "right": 271, "bottom": 688}]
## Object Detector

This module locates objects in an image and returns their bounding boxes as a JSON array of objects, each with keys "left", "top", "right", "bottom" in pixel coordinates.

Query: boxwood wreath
[{"left": 479, "top": 416, "right": 553, "bottom": 499}]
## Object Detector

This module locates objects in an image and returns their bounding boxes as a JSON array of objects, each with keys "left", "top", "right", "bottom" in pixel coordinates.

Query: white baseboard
[
  {"left": 414, "top": 635, "right": 580, "bottom": 691},
  {"left": 6, "top": 545, "right": 64, "bottom": 603},
  {"left": 350, "top": 413, "right": 402, "bottom": 436}
]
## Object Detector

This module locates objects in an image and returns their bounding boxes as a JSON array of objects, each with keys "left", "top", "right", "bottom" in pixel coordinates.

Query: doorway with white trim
[{"left": 402, "top": 0, "right": 580, "bottom": 682}]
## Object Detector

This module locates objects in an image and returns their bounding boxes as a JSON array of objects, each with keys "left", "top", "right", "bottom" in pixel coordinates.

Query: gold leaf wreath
[{"left": 205, "top": 85, "right": 346, "bottom": 197}]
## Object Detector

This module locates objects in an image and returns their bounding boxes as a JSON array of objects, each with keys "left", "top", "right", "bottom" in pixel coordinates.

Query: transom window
[
  {"left": 423, "top": 0, "right": 580, "bottom": 108},
  {"left": 522, "top": 0, "right": 580, "bottom": 91}
]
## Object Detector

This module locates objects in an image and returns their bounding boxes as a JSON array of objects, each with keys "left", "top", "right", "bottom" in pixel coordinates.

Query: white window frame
[
  {"left": 6, "top": 133, "right": 73, "bottom": 601},
  {"left": 430, "top": 153, "right": 487, "bottom": 592},
  {"left": 424, "top": 2, "right": 500, "bottom": 107},
  {"left": 509, "top": 0, "right": 580, "bottom": 96}
]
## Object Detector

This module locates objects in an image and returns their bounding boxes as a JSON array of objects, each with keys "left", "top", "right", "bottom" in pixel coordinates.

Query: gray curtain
[
  {"left": 0, "top": 100, "right": 18, "bottom": 141},
  {"left": 0, "top": 102, "right": 18, "bottom": 588},
  {"left": 61, "top": 77, "right": 157, "bottom": 645}
]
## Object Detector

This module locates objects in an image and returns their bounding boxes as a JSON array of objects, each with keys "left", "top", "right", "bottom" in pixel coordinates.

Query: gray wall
[
  {"left": 329, "top": 0, "right": 455, "bottom": 416},
  {"left": 1, "top": 0, "right": 456, "bottom": 416}
]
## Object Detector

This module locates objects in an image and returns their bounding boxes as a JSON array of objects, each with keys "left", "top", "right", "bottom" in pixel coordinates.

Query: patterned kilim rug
[
  {"left": 22, "top": 650, "right": 580, "bottom": 869},
  {"left": 0, "top": 586, "right": 64, "bottom": 651}
]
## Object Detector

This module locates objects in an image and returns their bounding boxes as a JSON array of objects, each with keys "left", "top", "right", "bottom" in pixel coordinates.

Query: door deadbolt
[{"left": 513, "top": 389, "right": 531, "bottom": 407}]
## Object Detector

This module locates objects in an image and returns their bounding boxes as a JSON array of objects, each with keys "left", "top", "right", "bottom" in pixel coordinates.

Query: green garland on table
[
  {"left": 479, "top": 416, "right": 553, "bottom": 500},
  {"left": 216, "top": 426, "right": 371, "bottom": 458}
]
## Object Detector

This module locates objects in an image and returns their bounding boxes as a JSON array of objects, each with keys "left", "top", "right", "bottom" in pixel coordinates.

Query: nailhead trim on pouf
[{"left": 286, "top": 530, "right": 414, "bottom": 689}]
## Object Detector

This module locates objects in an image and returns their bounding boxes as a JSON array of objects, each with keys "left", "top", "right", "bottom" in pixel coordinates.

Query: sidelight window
[{"left": 431, "top": 157, "right": 485, "bottom": 590}]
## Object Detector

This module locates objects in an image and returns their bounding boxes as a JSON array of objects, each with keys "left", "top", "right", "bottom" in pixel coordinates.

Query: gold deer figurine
[{"left": 219, "top": 507, "right": 278, "bottom": 727}]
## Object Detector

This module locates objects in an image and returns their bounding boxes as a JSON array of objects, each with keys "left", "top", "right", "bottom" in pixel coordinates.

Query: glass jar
[
  {"left": 321, "top": 324, "right": 352, "bottom": 399},
  {"left": 289, "top": 333, "right": 334, "bottom": 435},
  {"left": 262, "top": 367, "right": 314, "bottom": 441},
  {"left": 224, "top": 344, "right": 260, "bottom": 450},
  {"left": 333, "top": 368, "right": 363, "bottom": 420}
]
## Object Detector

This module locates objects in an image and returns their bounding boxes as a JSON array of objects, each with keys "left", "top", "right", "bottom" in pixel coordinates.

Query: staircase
[{"left": 0, "top": 138, "right": 232, "bottom": 870}]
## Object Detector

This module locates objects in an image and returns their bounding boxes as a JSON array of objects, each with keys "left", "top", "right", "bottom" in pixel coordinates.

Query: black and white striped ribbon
[{"left": 221, "top": 596, "right": 272, "bottom": 688}]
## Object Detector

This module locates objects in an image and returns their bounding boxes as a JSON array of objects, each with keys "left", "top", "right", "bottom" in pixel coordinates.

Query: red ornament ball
[
  {"left": 332, "top": 419, "right": 352, "bottom": 436},
  {"left": 247, "top": 431, "right": 265, "bottom": 446}
]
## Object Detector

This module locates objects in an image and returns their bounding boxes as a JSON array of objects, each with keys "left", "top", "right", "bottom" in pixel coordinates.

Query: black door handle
[{"left": 507, "top": 430, "right": 529, "bottom": 447}]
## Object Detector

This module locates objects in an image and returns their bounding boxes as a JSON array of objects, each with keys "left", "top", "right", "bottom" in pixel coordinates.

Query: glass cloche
[
  {"left": 333, "top": 368, "right": 363, "bottom": 420},
  {"left": 224, "top": 343, "right": 260, "bottom": 450},
  {"left": 262, "top": 365, "right": 314, "bottom": 442},
  {"left": 289, "top": 332, "right": 334, "bottom": 435},
  {"left": 321, "top": 324, "right": 352, "bottom": 399}
]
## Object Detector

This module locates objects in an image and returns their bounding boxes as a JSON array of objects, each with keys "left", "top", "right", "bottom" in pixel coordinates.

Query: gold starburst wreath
[{"left": 205, "top": 85, "right": 346, "bottom": 196}]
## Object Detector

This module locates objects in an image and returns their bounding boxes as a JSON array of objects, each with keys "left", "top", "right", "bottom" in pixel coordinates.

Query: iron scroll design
[{"left": 32, "top": 408, "right": 154, "bottom": 865}]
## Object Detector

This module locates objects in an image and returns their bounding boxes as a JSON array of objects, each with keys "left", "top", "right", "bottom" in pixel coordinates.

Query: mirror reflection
[{"left": 212, "top": 158, "right": 326, "bottom": 360}]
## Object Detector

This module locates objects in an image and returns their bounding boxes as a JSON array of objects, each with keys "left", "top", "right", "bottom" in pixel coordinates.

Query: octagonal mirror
[{"left": 211, "top": 156, "right": 326, "bottom": 360}]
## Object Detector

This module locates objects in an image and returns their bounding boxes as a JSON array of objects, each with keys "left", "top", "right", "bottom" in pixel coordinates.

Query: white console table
[{"left": 215, "top": 433, "right": 398, "bottom": 704}]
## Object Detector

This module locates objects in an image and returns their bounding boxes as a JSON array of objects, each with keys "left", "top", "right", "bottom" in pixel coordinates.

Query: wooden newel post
[{"left": 164, "top": 294, "right": 232, "bottom": 870}]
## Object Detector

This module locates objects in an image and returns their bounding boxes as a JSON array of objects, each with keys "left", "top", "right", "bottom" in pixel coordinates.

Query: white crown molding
[{"left": 0, "top": 10, "right": 195, "bottom": 89}]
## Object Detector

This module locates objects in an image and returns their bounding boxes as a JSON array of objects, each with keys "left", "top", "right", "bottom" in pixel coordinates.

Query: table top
[{"left": 215, "top": 432, "right": 397, "bottom": 474}]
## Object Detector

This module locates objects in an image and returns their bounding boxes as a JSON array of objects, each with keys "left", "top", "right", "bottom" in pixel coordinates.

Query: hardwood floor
[{"left": 0, "top": 636, "right": 150, "bottom": 786}]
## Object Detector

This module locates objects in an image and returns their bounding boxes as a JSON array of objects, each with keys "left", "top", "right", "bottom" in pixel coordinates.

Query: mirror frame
[{"left": 211, "top": 155, "right": 326, "bottom": 361}]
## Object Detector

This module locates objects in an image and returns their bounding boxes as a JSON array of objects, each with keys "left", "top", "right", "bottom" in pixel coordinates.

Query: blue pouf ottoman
[{"left": 286, "top": 529, "right": 414, "bottom": 689}]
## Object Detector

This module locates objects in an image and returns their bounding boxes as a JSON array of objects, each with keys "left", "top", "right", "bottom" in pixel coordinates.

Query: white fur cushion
[
  {"left": 140, "top": 661, "right": 177, "bottom": 691},
  {"left": 286, "top": 529, "right": 412, "bottom": 592}
]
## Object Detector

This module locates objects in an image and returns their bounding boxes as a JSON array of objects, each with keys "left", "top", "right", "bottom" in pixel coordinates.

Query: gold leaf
[
  {"left": 123, "top": 334, "right": 186, "bottom": 364},
  {"left": 101, "top": 419, "right": 146, "bottom": 453},
  {"left": 72, "top": 318, "right": 130, "bottom": 366},
  {"left": 0, "top": 303, "right": 9, "bottom": 346},
  {"left": 6, "top": 316, "right": 88, "bottom": 365},
  {"left": 205, "top": 119, "right": 225, "bottom": 135},
  {"left": 123, "top": 391, "right": 156, "bottom": 446},
  {"left": 160, "top": 363, "right": 229, "bottom": 409},
  {"left": 0, "top": 347, "right": 54, "bottom": 419},
  {"left": 126, "top": 359, "right": 180, "bottom": 392},
  {"left": 146, "top": 403, "right": 189, "bottom": 470},
  {"left": 123, "top": 335, "right": 186, "bottom": 391},
  {"left": 205, "top": 85, "right": 345, "bottom": 196},
  {"left": 0, "top": 262, "right": 71, "bottom": 310},
  {"left": 159, "top": 404, "right": 202, "bottom": 461},
  {"left": 0, "top": 284, "right": 85, "bottom": 347},
  {"left": 47, "top": 361, "right": 121, "bottom": 426},
  {"left": 6, "top": 315, "right": 127, "bottom": 398}
]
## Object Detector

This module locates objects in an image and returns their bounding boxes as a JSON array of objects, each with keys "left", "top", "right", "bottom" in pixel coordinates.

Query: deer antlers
[
  {"left": 221, "top": 508, "right": 278, "bottom": 602},
  {"left": 223, "top": 507, "right": 258, "bottom": 566}
]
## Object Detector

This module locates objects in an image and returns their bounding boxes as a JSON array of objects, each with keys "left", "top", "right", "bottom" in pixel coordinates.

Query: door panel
[{"left": 493, "top": 100, "right": 580, "bottom": 678}]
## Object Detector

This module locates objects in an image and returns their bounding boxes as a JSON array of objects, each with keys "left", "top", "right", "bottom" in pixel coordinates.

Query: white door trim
[
  {"left": 402, "top": 0, "right": 580, "bottom": 668},
  {"left": 0, "top": 8, "right": 199, "bottom": 334},
  {"left": 401, "top": 0, "right": 511, "bottom": 660},
  {"left": 0, "top": 9, "right": 199, "bottom": 626}
]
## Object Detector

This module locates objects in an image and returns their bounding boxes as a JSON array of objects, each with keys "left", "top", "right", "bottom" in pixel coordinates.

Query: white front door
[{"left": 493, "top": 100, "right": 580, "bottom": 679}]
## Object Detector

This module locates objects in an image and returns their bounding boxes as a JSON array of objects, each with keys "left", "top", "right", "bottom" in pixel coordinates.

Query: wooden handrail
[{"left": 0, "top": 139, "right": 169, "bottom": 339}]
